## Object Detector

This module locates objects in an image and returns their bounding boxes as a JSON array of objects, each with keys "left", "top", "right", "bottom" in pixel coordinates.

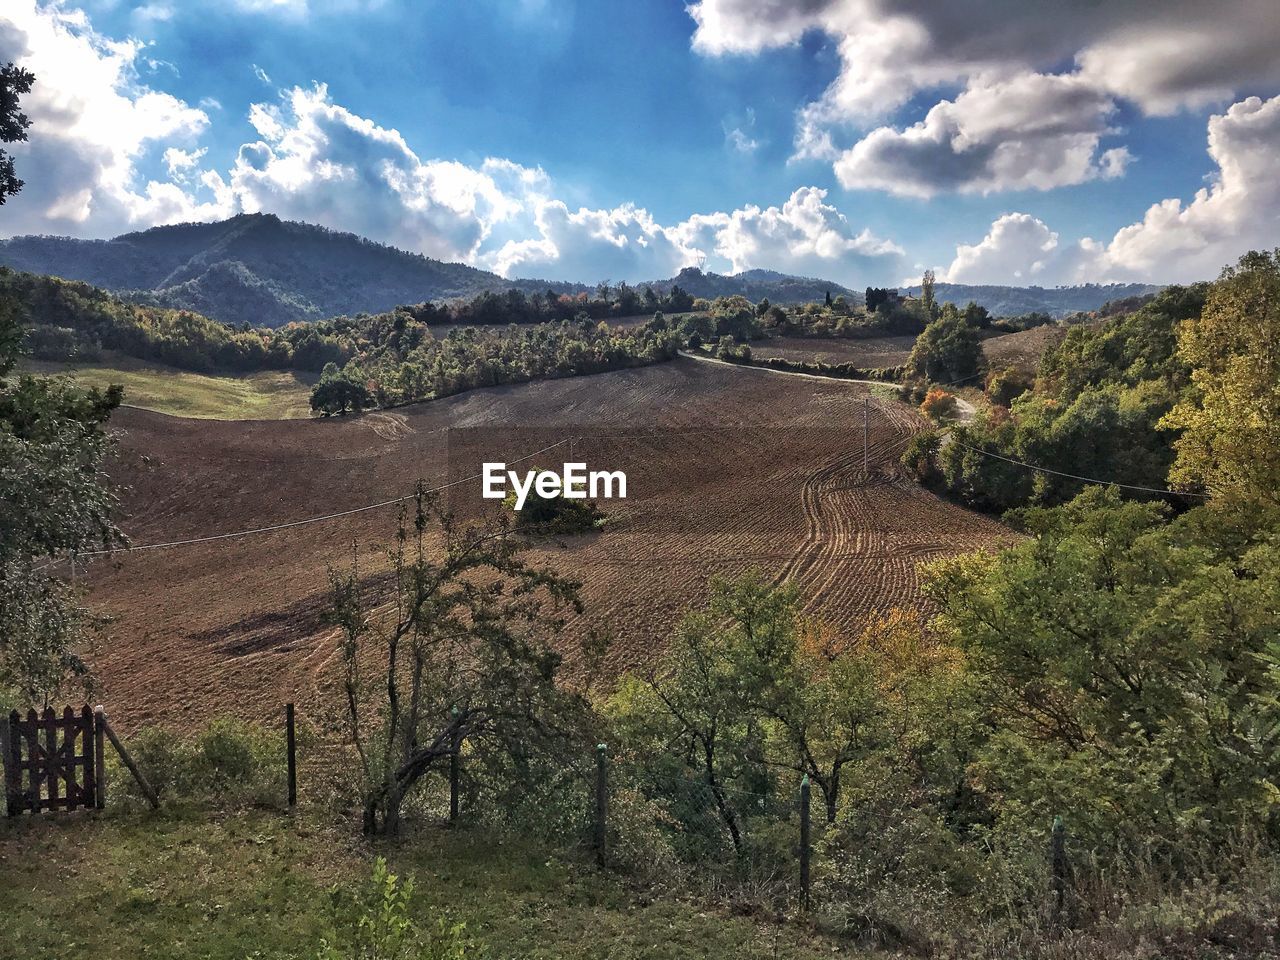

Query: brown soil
[
  {"left": 982, "top": 324, "right": 1068, "bottom": 375},
  {"left": 750, "top": 335, "right": 917, "bottom": 368},
  {"left": 84, "top": 356, "right": 1010, "bottom": 730}
]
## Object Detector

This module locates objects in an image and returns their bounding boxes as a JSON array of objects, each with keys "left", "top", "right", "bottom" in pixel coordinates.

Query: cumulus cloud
[
  {"left": 939, "top": 94, "right": 1280, "bottom": 286},
  {"left": 0, "top": 0, "right": 219, "bottom": 236},
  {"left": 836, "top": 73, "right": 1130, "bottom": 197},
  {"left": 688, "top": 0, "right": 1280, "bottom": 196},
  {"left": 939, "top": 213, "right": 1068, "bottom": 285},
  {"left": 680, "top": 186, "right": 902, "bottom": 283}
]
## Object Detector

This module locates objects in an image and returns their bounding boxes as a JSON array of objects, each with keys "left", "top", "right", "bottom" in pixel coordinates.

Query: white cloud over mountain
[
  {"left": 0, "top": 2, "right": 905, "bottom": 286},
  {"left": 2, "top": 0, "right": 1279, "bottom": 289}
]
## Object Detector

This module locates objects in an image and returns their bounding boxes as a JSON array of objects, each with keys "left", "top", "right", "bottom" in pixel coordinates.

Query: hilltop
[
  {"left": 641, "top": 266, "right": 862, "bottom": 305},
  {"left": 0, "top": 214, "right": 516, "bottom": 327},
  {"left": 899, "top": 281, "right": 1163, "bottom": 318}
]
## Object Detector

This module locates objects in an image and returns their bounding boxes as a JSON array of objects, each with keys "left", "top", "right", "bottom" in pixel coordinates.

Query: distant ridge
[
  {"left": 637, "top": 266, "right": 862, "bottom": 305},
  {"left": 0, "top": 214, "right": 1160, "bottom": 327},
  {"left": 0, "top": 214, "right": 517, "bottom": 327},
  {"left": 900, "top": 281, "right": 1165, "bottom": 318},
  {"left": 0, "top": 215, "right": 868, "bottom": 327}
]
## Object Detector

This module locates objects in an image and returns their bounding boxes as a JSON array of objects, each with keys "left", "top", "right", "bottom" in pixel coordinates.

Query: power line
[
  {"left": 62, "top": 436, "right": 578, "bottom": 561},
  {"left": 950, "top": 439, "right": 1207, "bottom": 498}
]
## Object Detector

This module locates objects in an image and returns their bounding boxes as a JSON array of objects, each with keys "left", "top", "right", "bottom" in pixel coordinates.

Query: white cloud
[
  {"left": 679, "top": 186, "right": 903, "bottom": 284},
  {"left": 835, "top": 73, "right": 1129, "bottom": 197},
  {"left": 939, "top": 213, "right": 1064, "bottom": 285},
  {"left": 163, "top": 146, "right": 206, "bottom": 179},
  {"left": 1097, "top": 95, "right": 1280, "bottom": 281},
  {"left": 939, "top": 95, "right": 1280, "bottom": 286},
  {"left": 0, "top": 0, "right": 219, "bottom": 235},
  {"left": 252, "top": 63, "right": 272, "bottom": 85},
  {"left": 688, "top": 1, "right": 1280, "bottom": 196}
]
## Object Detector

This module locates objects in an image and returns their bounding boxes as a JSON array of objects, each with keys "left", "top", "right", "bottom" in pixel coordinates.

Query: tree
[
  {"left": 0, "top": 62, "right": 35, "bottom": 204},
  {"left": 0, "top": 290, "right": 124, "bottom": 704},
  {"left": 906, "top": 306, "right": 983, "bottom": 384},
  {"left": 326, "top": 490, "right": 583, "bottom": 835},
  {"left": 1163, "top": 250, "right": 1280, "bottom": 511},
  {"left": 924, "top": 488, "right": 1280, "bottom": 848},
  {"left": 310, "top": 374, "right": 373, "bottom": 416},
  {"left": 920, "top": 269, "right": 938, "bottom": 319}
]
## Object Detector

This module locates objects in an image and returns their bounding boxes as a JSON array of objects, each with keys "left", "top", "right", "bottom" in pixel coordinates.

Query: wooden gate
[{"left": 4, "top": 706, "right": 102, "bottom": 815}]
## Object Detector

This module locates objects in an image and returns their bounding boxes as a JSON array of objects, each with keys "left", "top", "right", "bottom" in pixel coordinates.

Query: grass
[
  {"left": 19, "top": 353, "right": 317, "bottom": 420},
  {"left": 0, "top": 807, "right": 856, "bottom": 960}
]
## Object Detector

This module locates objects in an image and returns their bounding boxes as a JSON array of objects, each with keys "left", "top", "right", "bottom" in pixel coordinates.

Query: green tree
[
  {"left": 920, "top": 269, "right": 938, "bottom": 320},
  {"left": 906, "top": 306, "right": 983, "bottom": 383},
  {"left": 0, "top": 62, "right": 35, "bottom": 204},
  {"left": 311, "top": 374, "right": 373, "bottom": 416},
  {"left": 0, "top": 291, "right": 124, "bottom": 704},
  {"left": 326, "top": 491, "right": 582, "bottom": 835},
  {"left": 1163, "top": 250, "right": 1280, "bottom": 511},
  {"left": 924, "top": 488, "right": 1280, "bottom": 848}
]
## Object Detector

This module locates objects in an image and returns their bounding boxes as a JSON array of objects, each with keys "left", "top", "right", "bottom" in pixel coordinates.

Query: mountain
[
  {"left": 0, "top": 215, "right": 865, "bottom": 326},
  {"left": 641, "top": 266, "right": 861, "bottom": 305},
  {"left": 899, "top": 282, "right": 1164, "bottom": 318},
  {"left": 0, "top": 214, "right": 518, "bottom": 327}
]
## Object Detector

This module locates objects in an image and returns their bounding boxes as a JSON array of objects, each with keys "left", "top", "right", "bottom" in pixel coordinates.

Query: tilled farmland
[{"left": 85, "top": 356, "right": 1010, "bottom": 729}]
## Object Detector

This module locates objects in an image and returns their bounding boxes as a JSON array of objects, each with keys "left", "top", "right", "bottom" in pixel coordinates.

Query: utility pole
[{"left": 863, "top": 398, "right": 869, "bottom": 474}]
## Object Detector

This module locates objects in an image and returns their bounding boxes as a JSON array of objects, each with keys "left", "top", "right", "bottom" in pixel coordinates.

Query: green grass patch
[
  {"left": 18, "top": 353, "right": 317, "bottom": 420},
  {"left": 0, "top": 808, "right": 855, "bottom": 960}
]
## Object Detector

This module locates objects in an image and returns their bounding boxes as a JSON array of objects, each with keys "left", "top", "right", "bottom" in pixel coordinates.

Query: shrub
[
  {"left": 900, "top": 430, "right": 943, "bottom": 486},
  {"left": 319, "top": 858, "right": 479, "bottom": 960},
  {"left": 920, "top": 388, "right": 957, "bottom": 420},
  {"left": 113, "top": 717, "right": 287, "bottom": 810},
  {"left": 985, "top": 367, "right": 1031, "bottom": 407}
]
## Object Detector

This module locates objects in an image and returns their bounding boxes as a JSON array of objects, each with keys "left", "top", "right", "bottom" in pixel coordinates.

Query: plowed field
[
  {"left": 750, "top": 335, "right": 917, "bottom": 368},
  {"left": 84, "top": 356, "right": 1010, "bottom": 729}
]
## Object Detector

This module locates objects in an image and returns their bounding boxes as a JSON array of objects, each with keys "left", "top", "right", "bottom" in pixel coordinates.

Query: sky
[{"left": 2, "top": 0, "right": 1280, "bottom": 289}]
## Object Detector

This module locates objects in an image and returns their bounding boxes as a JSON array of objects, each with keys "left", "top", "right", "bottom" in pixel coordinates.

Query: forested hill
[
  {"left": 0, "top": 214, "right": 519, "bottom": 328},
  {"left": 642, "top": 266, "right": 861, "bottom": 305},
  {"left": 0, "top": 215, "right": 869, "bottom": 328},
  {"left": 900, "top": 282, "right": 1164, "bottom": 318}
]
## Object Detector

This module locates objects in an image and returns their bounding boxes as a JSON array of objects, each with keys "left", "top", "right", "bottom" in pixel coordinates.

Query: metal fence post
[
  {"left": 1051, "top": 814, "right": 1067, "bottom": 929},
  {"left": 285, "top": 703, "right": 297, "bottom": 807},
  {"left": 449, "top": 706, "right": 460, "bottom": 824},
  {"left": 595, "top": 743, "right": 608, "bottom": 868},
  {"left": 799, "top": 775, "right": 812, "bottom": 911}
]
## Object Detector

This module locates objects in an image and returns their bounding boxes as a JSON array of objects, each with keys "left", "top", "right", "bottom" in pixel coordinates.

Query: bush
[
  {"left": 900, "top": 430, "right": 943, "bottom": 486},
  {"left": 985, "top": 366, "right": 1031, "bottom": 407},
  {"left": 113, "top": 717, "right": 287, "bottom": 810},
  {"left": 920, "top": 388, "right": 957, "bottom": 420}
]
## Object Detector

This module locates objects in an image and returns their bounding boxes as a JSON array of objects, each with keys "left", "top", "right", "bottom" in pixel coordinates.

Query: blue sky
[{"left": 3, "top": 0, "right": 1280, "bottom": 287}]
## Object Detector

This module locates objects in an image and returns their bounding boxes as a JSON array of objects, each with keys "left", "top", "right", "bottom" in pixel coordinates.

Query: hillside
[
  {"left": 901, "top": 281, "right": 1163, "bottom": 318},
  {"left": 643, "top": 266, "right": 861, "bottom": 305},
  {"left": 0, "top": 214, "right": 515, "bottom": 327},
  {"left": 0, "top": 214, "right": 868, "bottom": 327}
]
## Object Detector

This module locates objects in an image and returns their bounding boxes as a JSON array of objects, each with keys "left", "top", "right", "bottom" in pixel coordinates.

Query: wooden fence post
[
  {"left": 799, "top": 775, "right": 812, "bottom": 911},
  {"left": 285, "top": 703, "right": 297, "bottom": 808},
  {"left": 449, "top": 706, "right": 460, "bottom": 825},
  {"left": 93, "top": 705, "right": 106, "bottom": 810},
  {"left": 594, "top": 743, "right": 608, "bottom": 868},
  {"left": 1051, "top": 814, "right": 1067, "bottom": 929},
  {"left": 100, "top": 710, "right": 159, "bottom": 809},
  {"left": 1, "top": 711, "right": 17, "bottom": 816}
]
